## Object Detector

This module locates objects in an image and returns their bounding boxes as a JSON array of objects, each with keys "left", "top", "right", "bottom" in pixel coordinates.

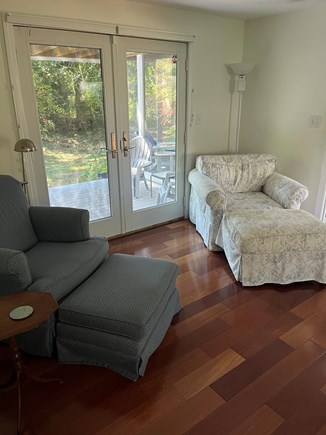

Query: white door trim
[
  {"left": 6, "top": 12, "right": 117, "bottom": 35},
  {"left": 4, "top": 12, "right": 195, "bottom": 42},
  {"left": 116, "top": 25, "right": 194, "bottom": 42},
  {"left": 315, "top": 147, "right": 326, "bottom": 221},
  {"left": 3, "top": 20, "right": 40, "bottom": 202}
]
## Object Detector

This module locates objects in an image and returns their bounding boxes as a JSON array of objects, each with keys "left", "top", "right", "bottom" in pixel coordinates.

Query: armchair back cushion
[
  {"left": 196, "top": 154, "right": 277, "bottom": 193},
  {"left": 0, "top": 175, "right": 38, "bottom": 251}
]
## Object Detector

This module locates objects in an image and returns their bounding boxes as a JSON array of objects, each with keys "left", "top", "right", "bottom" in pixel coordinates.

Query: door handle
[
  {"left": 110, "top": 132, "right": 118, "bottom": 158},
  {"left": 100, "top": 132, "right": 118, "bottom": 158},
  {"left": 122, "top": 131, "right": 134, "bottom": 157}
]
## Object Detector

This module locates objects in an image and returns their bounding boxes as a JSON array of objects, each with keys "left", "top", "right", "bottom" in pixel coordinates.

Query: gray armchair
[
  {"left": 0, "top": 175, "right": 108, "bottom": 356},
  {"left": 0, "top": 175, "right": 181, "bottom": 381}
]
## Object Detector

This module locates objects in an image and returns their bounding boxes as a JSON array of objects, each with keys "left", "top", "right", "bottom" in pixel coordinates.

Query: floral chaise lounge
[
  {"left": 188, "top": 154, "right": 326, "bottom": 286},
  {"left": 188, "top": 154, "right": 309, "bottom": 251}
]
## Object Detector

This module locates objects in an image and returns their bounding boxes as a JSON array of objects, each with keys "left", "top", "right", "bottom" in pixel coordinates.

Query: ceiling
[{"left": 127, "top": 0, "right": 325, "bottom": 19}]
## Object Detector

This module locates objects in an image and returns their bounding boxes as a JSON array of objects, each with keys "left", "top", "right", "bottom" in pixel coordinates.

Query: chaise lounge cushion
[
  {"left": 217, "top": 208, "right": 326, "bottom": 285},
  {"left": 225, "top": 191, "right": 282, "bottom": 211},
  {"left": 221, "top": 209, "right": 326, "bottom": 254}
]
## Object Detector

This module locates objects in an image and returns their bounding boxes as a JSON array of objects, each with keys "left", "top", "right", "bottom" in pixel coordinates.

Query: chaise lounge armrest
[
  {"left": 0, "top": 248, "right": 32, "bottom": 295},
  {"left": 188, "top": 169, "right": 226, "bottom": 211},
  {"left": 30, "top": 206, "right": 90, "bottom": 242},
  {"left": 262, "top": 172, "right": 309, "bottom": 209}
]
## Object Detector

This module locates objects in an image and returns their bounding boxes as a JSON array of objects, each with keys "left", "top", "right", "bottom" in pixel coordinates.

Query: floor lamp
[
  {"left": 227, "top": 63, "right": 255, "bottom": 153},
  {"left": 14, "top": 138, "right": 37, "bottom": 197}
]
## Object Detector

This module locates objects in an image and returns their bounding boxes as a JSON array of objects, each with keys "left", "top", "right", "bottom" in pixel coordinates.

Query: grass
[{"left": 42, "top": 133, "right": 107, "bottom": 187}]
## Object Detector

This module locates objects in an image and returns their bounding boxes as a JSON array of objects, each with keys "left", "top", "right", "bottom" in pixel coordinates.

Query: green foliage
[
  {"left": 32, "top": 57, "right": 108, "bottom": 186},
  {"left": 32, "top": 59, "right": 105, "bottom": 139},
  {"left": 31, "top": 52, "right": 177, "bottom": 187},
  {"left": 127, "top": 54, "right": 177, "bottom": 143},
  {"left": 127, "top": 58, "right": 138, "bottom": 136},
  {"left": 42, "top": 134, "right": 108, "bottom": 187}
]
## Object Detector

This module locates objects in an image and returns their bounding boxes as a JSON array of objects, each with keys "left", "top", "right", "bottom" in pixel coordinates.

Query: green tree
[{"left": 32, "top": 59, "right": 105, "bottom": 138}]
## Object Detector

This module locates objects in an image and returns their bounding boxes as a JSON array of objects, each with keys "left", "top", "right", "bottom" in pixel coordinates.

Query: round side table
[{"left": 0, "top": 291, "right": 60, "bottom": 435}]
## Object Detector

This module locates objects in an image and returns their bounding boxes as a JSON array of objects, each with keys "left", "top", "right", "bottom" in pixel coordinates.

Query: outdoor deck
[{"left": 48, "top": 176, "right": 171, "bottom": 222}]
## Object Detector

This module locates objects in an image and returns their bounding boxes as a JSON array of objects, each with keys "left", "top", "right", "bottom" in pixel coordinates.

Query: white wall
[
  {"left": 0, "top": 0, "right": 244, "bottom": 180},
  {"left": 1, "top": 1, "right": 325, "bottom": 217},
  {"left": 240, "top": 6, "right": 326, "bottom": 216}
]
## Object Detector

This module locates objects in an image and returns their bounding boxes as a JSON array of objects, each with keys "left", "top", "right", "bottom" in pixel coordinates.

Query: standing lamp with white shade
[
  {"left": 14, "top": 138, "right": 37, "bottom": 197},
  {"left": 227, "top": 63, "right": 255, "bottom": 153}
]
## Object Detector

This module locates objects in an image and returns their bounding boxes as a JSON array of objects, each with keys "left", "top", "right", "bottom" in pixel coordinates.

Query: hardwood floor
[{"left": 1, "top": 219, "right": 326, "bottom": 434}]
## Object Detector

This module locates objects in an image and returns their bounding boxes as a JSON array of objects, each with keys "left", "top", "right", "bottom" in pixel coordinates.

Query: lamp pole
[
  {"left": 226, "top": 63, "right": 255, "bottom": 153},
  {"left": 14, "top": 139, "right": 37, "bottom": 199}
]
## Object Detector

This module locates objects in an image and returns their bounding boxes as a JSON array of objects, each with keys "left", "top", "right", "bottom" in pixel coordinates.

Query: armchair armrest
[
  {"left": 30, "top": 206, "right": 90, "bottom": 242},
  {"left": 188, "top": 169, "right": 226, "bottom": 211},
  {"left": 262, "top": 172, "right": 309, "bottom": 209},
  {"left": 0, "top": 248, "right": 32, "bottom": 296}
]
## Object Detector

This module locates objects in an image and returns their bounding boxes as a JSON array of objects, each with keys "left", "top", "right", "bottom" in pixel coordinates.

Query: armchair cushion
[
  {"left": 26, "top": 238, "right": 108, "bottom": 301},
  {"left": 0, "top": 248, "right": 32, "bottom": 296},
  {"left": 30, "top": 206, "right": 90, "bottom": 242},
  {"left": 226, "top": 192, "right": 282, "bottom": 211},
  {"left": 196, "top": 154, "right": 276, "bottom": 193},
  {"left": 262, "top": 172, "right": 309, "bottom": 210}
]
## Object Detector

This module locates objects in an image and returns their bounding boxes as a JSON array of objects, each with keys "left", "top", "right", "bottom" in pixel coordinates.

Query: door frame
[
  {"left": 315, "top": 147, "right": 326, "bottom": 221},
  {"left": 4, "top": 14, "right": 194, "bottom": 235}
]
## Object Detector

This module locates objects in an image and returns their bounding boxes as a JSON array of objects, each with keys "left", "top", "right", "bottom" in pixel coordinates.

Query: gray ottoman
[
  {"left": 217, "top": 209, "right": 326, "bottom": 286},
  {"left": 56, "top": 253, "right": 181, "bottom": 381}
]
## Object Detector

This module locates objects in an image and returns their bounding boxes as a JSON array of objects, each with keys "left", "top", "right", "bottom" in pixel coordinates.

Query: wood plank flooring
[{"left": 1, "top": 219, "right": 326, "bottom": 435}]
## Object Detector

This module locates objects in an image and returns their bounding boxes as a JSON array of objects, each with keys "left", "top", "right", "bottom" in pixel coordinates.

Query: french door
[{"left": 13, "top": 27, "right": 187, "bottom": 236}]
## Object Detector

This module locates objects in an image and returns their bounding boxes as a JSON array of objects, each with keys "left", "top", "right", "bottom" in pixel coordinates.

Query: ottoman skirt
[
  {"left": 217, "top": 209, "right": 326, "bottom": 286},
  {"left": 56, "top": 253, "right": 181, "bottom": 380}
]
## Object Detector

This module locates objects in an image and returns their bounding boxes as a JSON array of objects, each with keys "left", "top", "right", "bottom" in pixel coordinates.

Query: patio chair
[
  {"left": 157, "top": 173, "right": 176, "bottom": 204},
  {"left": 130, "top": 136, "right": 153, "bottom": 198},
  {"left": 150, "top": 171, "right": 175, "bottom": 198}
]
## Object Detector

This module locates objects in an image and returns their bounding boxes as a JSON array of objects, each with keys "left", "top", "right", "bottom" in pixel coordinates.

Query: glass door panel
[
  {"left": 14, "top": 27, "right": 121, "bottom": 237},
  {"left": 30, "top": 44, "right": 110, "bottom": 222},
  {"left": 116, "top": 37, "right": 186, "bottom": 233},
  {"left": 127, "top": 52, "right": 177, "bottom": 211}
]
